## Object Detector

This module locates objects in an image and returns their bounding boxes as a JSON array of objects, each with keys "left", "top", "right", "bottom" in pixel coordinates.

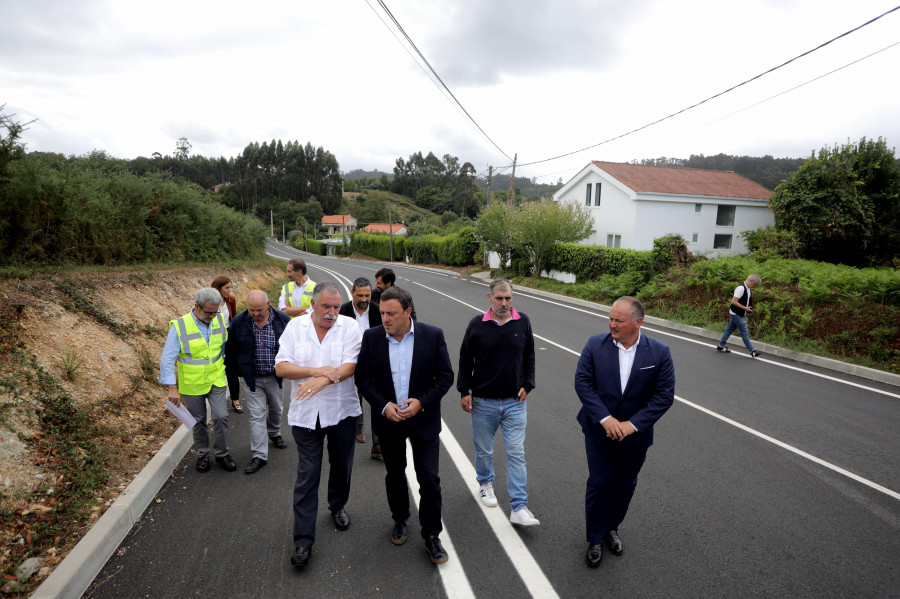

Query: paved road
[{"left": 85, "top": 241, "right": 900, "bottom": 598}]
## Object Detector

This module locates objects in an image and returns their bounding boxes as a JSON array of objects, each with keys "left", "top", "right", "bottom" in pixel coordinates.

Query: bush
[
  {"left": 741, "top": 226, "right": 803, "bottom": 260},
  {"left": 546, "top": 243, "right": 655, "bottom": 281},
  {"left": 350, "top": 232, "right": 405, "bottom": 260},
  {"left": 297, "top": 237, "right": 326, "bottom": 256}
]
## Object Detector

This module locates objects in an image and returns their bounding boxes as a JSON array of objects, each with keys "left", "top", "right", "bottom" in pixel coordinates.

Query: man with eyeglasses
[{"left": 159, "top": 287, "right": 236, "bottom": 473}]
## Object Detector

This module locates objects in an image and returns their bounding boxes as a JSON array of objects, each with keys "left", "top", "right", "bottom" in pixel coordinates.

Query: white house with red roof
[
  {"left": 362, "top": 223, "right": 408, "bottom": 236},
  {"left": 552, "top": 161, "right": 774, "bottom": 255},
  {"left": 321, "top": 214, "right": 358, "bottom": 236}
]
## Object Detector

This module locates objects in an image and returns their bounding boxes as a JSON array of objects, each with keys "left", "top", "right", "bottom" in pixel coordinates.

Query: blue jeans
[
  {"left": 719, "top": 314, "right": 755, "bottom": 351},
  {"left": 472, "top": 397, "right": 528, "bottom": 511}
]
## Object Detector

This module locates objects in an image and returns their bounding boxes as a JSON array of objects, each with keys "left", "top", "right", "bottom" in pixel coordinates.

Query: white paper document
[{"left": 165, "top": 400, "right": 197, "bottom": 429}]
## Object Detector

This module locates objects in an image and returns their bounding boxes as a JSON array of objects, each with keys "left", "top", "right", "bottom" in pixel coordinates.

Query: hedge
[
  {"left": 546, "top": 243, "right": 656, "bottom": 281},
  {"left": 350, "top": 232, "right": 405, "bottom": 260}
]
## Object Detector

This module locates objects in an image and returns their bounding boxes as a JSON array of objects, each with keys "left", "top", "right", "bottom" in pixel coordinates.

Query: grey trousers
[
  {"left": 182, "top": 385, "right": 229, "bottom": 458},
  {"left": 243, "top": 375, "right": 285, "bottom": 460}
]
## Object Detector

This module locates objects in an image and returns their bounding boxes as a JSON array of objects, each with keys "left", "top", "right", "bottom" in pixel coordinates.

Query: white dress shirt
[
  {"left": 275, "top": 313, "right": 362, "bottom": 428},
  {"left": 354, "top": 305, "right": 371, "bottom": 332}
]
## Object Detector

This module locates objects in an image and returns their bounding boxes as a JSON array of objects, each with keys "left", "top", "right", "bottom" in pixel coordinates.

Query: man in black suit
[
  {"left": 574, "top": 296, "right": 675, "bottom": 568},
  {"left": 356, "top": 287, "right": 454, "bottom": 564},
  {"left": 339, "top": 277, "right": 383, "bottom": 457}
]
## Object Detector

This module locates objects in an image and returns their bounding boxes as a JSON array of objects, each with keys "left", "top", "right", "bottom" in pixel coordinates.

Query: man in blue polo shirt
[{"left": 458, "top": 278, "right": 538, "bottom": 526}]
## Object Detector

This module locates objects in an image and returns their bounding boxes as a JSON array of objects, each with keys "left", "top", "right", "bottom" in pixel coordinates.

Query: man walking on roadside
[
  {"left": 356, "top": 287, "right": 454, "bottom": 564},
  {"left": 225, "top": 290, "right": 291, "bottom": 474},
  {"left": 575, "top": 296, "right": 675, "bottom": 568},
  {"left": 279, "top": 258, "right": 316, "bottom": 318},
  {"left": 339, "top": 277, "right": 383, "bottom": 458},
  {"left": 159, "top": 287, "right": 236, "bottom": 473},
  {"left": 458, "top": 279, "right": 539, "bottom": 526},
  {"left": 275, "top": 282, "right": 362, "bottom": 568},
  {"left": 716, "top": 274, "right": 762, "bottom": 358}
]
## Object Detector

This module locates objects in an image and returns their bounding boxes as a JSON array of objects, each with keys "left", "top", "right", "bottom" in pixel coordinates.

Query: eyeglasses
[{"left": 197, "top": 305, "right": 219, "bottom": 317}]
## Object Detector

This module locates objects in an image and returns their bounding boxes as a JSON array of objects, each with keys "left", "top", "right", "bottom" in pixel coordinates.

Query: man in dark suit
[
  {"left": 356, "top": 287, "right": 454, "bottom": 564},
  {"left": 339, "top": 277, "right": 383, "bottom": 456},
  {"left": 574, "top": 296, "right": 675, "bottom": 568}
]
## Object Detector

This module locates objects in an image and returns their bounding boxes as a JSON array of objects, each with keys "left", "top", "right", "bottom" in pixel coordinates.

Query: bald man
[{"left": 225, "top": 290, "right": 292, "bottom": 474}]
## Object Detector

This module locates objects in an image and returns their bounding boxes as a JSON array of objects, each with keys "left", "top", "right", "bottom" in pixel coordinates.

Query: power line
[
  {"left": 366, "top": 0, "right": 513, "bottom": 162},
  {"left": 513, "top": 5, "right": 900, "bottom": 168},
  {"left": 703, "top": 39, "right": 900, "bottom": 126}
]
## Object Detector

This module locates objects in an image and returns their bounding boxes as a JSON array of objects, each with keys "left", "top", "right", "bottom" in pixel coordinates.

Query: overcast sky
[{"left": 3, "top": 0, "right": 899, "bottom": 185}]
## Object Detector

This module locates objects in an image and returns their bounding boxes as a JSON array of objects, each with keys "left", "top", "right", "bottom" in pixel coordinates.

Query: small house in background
[
  {"left": 553, "top": 161, "right": 774, "bottom": 255},
  {"left": 322, "top": 214, "right": 358, "bottom": 236},
  {"left": 362, "top": 223, "right": 408, "bottom": 236}
]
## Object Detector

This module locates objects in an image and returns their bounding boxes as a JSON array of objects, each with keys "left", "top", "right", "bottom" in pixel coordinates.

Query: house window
[
  {"left": 691, "top": 233, "right": 699, "bottom": 243},
  {"left": 594, "top": 183, "right": 601, "bottom": 206},
  {"left": 695, "top": 203, "right": 702, "bottom": 213},
  {"left": 606, "top": 234, "right": 621, "bottom": 248},
  {"left": 585, "top": 183, "right": 592, "bottom": 206},
  {"left": 713, "top": 234, "right": 732, "bottom": 249},
  {"left": 716, "top": 205, "right": 735, "bottom": 227}
]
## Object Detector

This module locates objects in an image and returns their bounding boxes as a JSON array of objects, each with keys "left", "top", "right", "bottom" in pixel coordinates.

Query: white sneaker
[
  {"left": 479, "top": 482, "right": 498, "bottom": 507},
  {"left": 510, "top": 507, "right": 540, "bottom": 526}
]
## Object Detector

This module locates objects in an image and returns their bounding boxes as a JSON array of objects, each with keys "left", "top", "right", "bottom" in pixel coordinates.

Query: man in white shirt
[
  {"left": 716, "top": 274, "right": 762, "bottom": 357},
  {"left": 275, "top": 281, "right": 362, "bottom": 568}
]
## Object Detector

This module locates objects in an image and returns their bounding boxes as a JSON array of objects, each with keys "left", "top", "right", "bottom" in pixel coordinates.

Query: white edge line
[{"left": 675, "top": 395, "right": 900, "bottom": 501}]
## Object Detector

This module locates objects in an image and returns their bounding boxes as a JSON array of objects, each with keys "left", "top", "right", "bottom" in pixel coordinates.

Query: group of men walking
[{"left": 157, "top": 259, "right": 769, "bottom": 570}]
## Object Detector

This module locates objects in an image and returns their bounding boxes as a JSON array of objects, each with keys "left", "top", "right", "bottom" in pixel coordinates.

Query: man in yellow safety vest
[
  {"left": 279, "top": 258, "right": 316, "bottom": 318},
  {"left": 159, "top": 287, "right": 235, "bottom": 473}
]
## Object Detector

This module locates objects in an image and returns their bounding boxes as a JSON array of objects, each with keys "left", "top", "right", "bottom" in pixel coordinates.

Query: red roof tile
[
  {"left": 592, "top": 161, "right": 772, "bottom": 200},
  {"left": 322, "top": 214, "right": 354, "bottom": 225},
  {"left": 362, "top": 223, "right": 405, "bottom": 234}
]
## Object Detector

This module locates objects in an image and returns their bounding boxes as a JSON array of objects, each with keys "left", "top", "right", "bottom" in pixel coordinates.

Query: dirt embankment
[{"left": 0, "top": 263, "right": 284, "bottom": 592}]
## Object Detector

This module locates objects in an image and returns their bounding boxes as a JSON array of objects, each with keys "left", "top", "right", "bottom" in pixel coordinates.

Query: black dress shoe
[
  {"left": 391, "top": 520, "right": 408, "bottom": 545},
  {"left": 586, "top": 543, "right": 602, "bottom": 567},
  {"left": 232, "top": 402, "right": 244, "bottom": 414},
  {"left": 270, "top": 435, "right": 287, "bottom": 449},
  {"left": 332, "top": 508, "right": 350, "bottom": 531},
  {"left": 244, "top": 457, "right": 267, "bottom": 474},
  {"left": 290, "top": 546, "right": 312, "bottom": 567},
  {"left": 196, "top": 455, "right": 211, "bottom": 473},
  {"left": 425, "top": 536, "right": 448, "bottom": 564},
  {"left": 214, "top": 454, "right": 237, "bottom": 472},
  {"left": 371, "top": 444, "right": 382, "bottom": 459},
  {"left": 606, "top": 530, "right": 623, "bottom": 555}
]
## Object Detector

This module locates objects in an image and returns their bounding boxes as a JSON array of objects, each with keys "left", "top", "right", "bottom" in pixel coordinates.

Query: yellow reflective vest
[
  {"left": 170, "top": 312, "right": 227, "bottom": 395},
  {"left": 283, "top": 278, "right": 316, "bottom": 315}
]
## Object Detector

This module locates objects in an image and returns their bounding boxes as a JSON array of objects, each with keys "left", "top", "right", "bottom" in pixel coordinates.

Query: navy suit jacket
[
  {"left": 356, "top": 322, "right": 454, "bottom": 440},
  {"left": 339, "top": 300, "right": 383, "bottom": 329},
  {"left": 574, "top": 332, "right": 675, "bottom": 448}
]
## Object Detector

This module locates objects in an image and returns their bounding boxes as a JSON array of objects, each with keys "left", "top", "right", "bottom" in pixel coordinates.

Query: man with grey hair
[
  {"left": 276, "top": 281, "right": 363, "bottom": 568},
  {"left": 575, "top": 296, "right": 675, "bottom": 567},
  {"left": 716, "top": 274, "right": 762, "bottom": 357},
  {"left": 159, "top": 287, "right": 235, "bottom": 473},
  {"left": 458, "top": 278, "right": 538, "bottom": 526},
  {"left": 225, "top": 290, "right": 292, "bottom": 474}
]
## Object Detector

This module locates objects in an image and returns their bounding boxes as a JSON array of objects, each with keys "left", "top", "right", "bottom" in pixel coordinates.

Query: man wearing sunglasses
[{"left": 159, "top": 287, "right": 236, "bottom": 473}]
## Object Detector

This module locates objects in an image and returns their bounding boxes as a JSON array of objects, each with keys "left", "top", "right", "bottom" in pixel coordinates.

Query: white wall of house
[{"left": 557, "top": 171, "right": 637, "bottom": 247}]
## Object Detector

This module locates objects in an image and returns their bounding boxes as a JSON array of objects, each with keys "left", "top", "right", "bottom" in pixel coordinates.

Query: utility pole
[
  {"left": 341, "top": 215, "right": 347, "bottom": 258},
  {"left": 483, "top": 166, "right": 492, "bottom": 268},
  {"left": 506, "top": 154, "right": 517, "bottom": 206},
  {"left": 270, "top": 210, "right": 274, "bottom": 238},
  {"left": 388, "top": 200, "right": 394, "bottom": 262}
]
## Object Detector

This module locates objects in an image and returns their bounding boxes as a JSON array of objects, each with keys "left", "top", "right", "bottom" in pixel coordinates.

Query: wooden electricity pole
[{"left": 506, "top": 153, "right": 517, "bottom": 206}]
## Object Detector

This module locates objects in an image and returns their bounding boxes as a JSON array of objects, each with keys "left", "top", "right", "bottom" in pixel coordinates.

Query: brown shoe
[
  {"left": 370, "top": 444, "right": 382, "bottom": 460},
  {"left": 356, "top": 431, "right": 366, "bottom": 443},
  {"left": 215, "top": 454, "right": 237, "bottom": 472}
]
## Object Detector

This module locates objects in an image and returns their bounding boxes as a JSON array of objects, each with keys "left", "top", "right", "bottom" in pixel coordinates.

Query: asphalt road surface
[{"left": 85, "top": 241, "right": 900, "bottom": 598}]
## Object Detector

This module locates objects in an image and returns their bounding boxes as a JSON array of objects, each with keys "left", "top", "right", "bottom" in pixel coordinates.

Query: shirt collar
[
  {"left": 613, "top": 331, "right": 641, "bottom": 352},
  {"left": 482, "top": 306, "right": 521, "bottom": 323},
  {"left": 384, "top": 319, "right": 415, "bottom": 342}
]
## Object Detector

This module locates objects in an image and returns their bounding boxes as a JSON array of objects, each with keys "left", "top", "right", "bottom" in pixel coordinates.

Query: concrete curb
[
  {"left": 465, "top": 271, "right": 900, "bottom": 388},
  {"left": 31, "top": 424, "right": 193, "bottom": 599}
]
